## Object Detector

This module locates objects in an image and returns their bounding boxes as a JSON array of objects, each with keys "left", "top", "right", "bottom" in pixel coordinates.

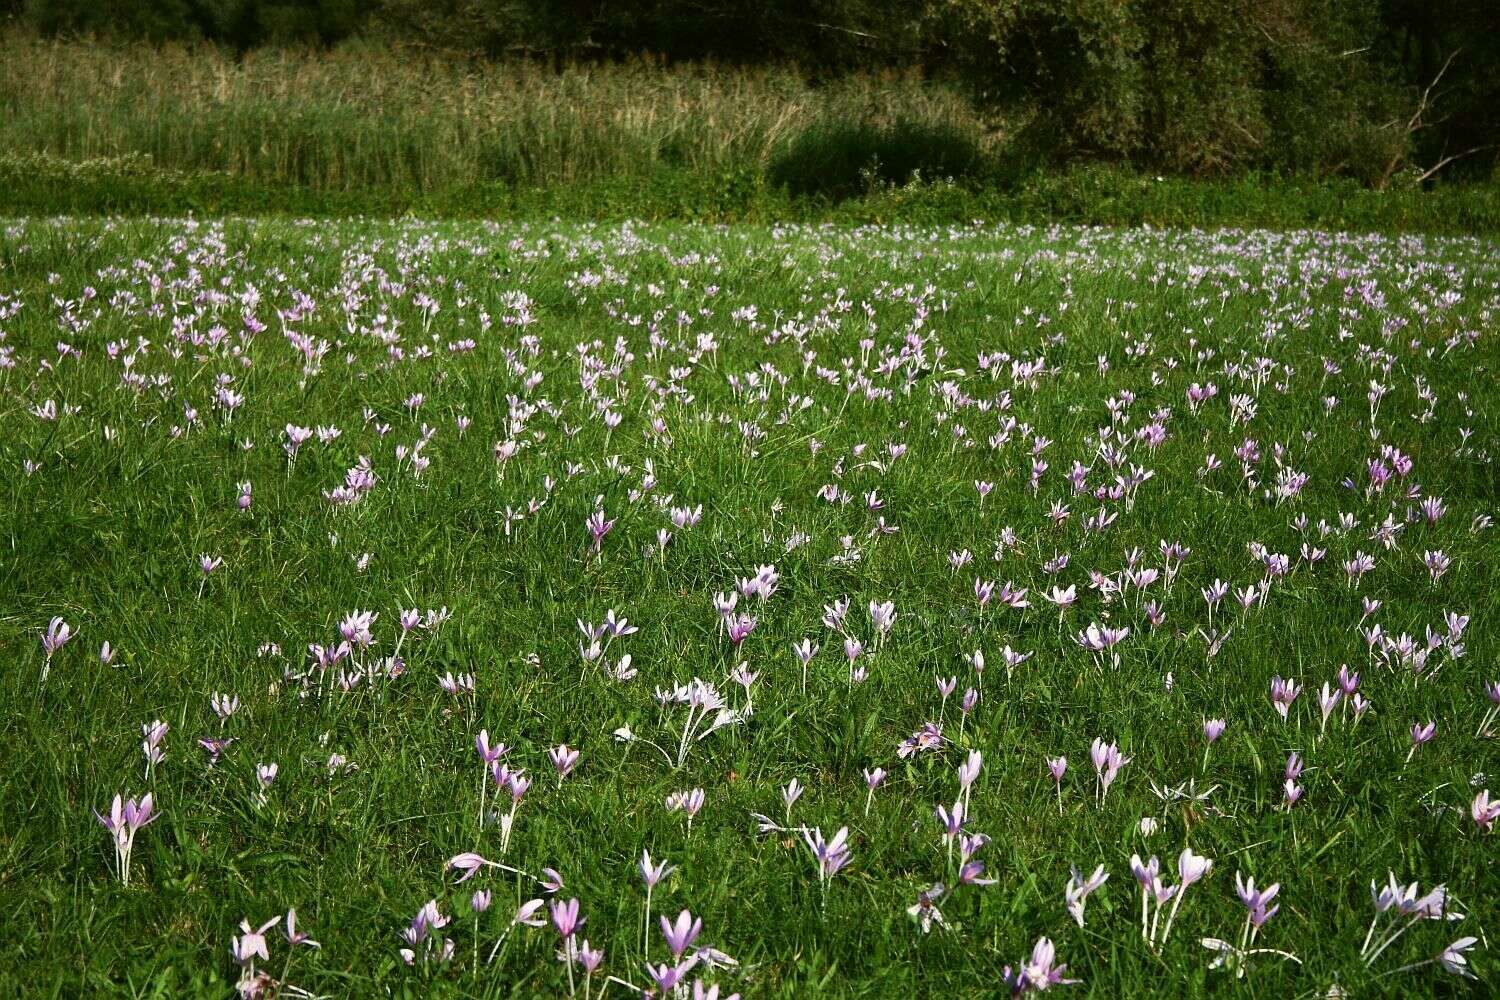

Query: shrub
[{"left": 769, "top": 119, "right": 989, "bottom": 200}]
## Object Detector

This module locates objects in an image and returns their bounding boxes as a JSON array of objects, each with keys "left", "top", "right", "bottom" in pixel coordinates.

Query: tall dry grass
[{"left": 0, "top": 33, "right": 993, "bottom": 191}]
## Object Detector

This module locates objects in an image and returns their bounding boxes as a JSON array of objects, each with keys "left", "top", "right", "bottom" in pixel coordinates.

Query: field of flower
[{"left": 3, "top": 216, "right": 1498, "bottom": 997}]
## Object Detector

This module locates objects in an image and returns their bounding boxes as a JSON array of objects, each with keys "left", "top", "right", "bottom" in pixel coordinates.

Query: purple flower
[
  {"left": 1438, "top": 936, "right": 1479, "bottom": 978},
  {"left": 1177, "top": 848, "right": 1213, "bottom": 887},
  {"left": 548, "top": 744, "right": 580, "bottom": 781},
  {"left": 1004, "top": 937, "right": 1078, "bottom": 994},
  {"left": 1065, "top": 865, "right": 1109, "bottom": 926},
  {"left": 585, "top": 509, "right": 615, "bottom": 552},
  {"left": 231, "top": 916, "right": 278, "bottom": 968},
  {"left": 802, "top": 825, "right": 852, "bottom": 880},
  {"left": 1089, "top": 738, "right": 1131, "bottom": 803},
  {"left": 660, "top": 909, "right": 703, "bottom": 959},
  {"left": 476, "top": 729, "right": 509, "bottom": 764},
  {"left": 283, "top": 908, "right": 318, "bottom": 948},
  {"left": 574, "top": 939, "right": 604, "bottom": 975},
  {"left": 550, "top": 898, "right": 583, "bottom": 939},
  {"left": 513, "top": 899, "right": 547, "bottom": 928},
  {"left": 1235, "top": 872, "right": 1280, "bottom": 927},
  {"left": 957, "top": 750, "right": 982, "bottom": 792},
  {"left": 1269, "top": 675, "right": 1302, "bottom": 719},
  {"left": 646, "top": 959, "right": 695, "bottom": 994},
  {"left": 935, "top": 800, "right": 966, "bottom": 841},
  {"left": 447, "top": 853, "right": 498, "bottom": 884},
  {"left": 1473, "top": 790, "right": 1500, "bottom": 832},
  {"left": 640, "top": 850, "right": 676, "bottom": 889}
]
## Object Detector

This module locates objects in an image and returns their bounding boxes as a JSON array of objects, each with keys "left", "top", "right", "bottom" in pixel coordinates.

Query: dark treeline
[{"left": 8, "top": 0, "right": 1497, "bottom": 183}]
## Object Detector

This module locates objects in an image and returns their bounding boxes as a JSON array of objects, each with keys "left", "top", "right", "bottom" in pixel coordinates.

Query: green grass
[
  {"left": 5, "top": 151, "right": 1499, "bottom": 235},
  {"left": 1, "top": 216, "right": 1498, "bottom": 997}
]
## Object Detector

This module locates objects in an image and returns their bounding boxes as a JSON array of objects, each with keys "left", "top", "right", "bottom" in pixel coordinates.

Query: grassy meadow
[{"left": 2, "top": 215, "right": 1498, "bottom": 996}]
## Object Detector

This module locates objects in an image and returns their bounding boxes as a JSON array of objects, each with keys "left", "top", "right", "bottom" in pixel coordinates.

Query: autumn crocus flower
[
  {"left": 1269, "top": 675, "right": 1301, "bottom": 720},
  {"left": 907, "top": 883, "right": 948, "bottom": 933},
  {"left": 1090, "top": 738, "right": 1130, "bottom": 805},
  {"left": 792, "top": 638, "right": 819, "bottom": 692},
  {"left": 726, "top": 614, "right": 757, "bottom": 648},
  {"left": 585, "top": 508, "right": 614, "bottom": 553},
  {"left": 896, "top": 722, "right": 943, "bottom": 759},
  {"left": 1361, "top": 874, "right": 1452, "bottom": 967},
  {"left": 957, "top": 750, "right": 982, "bottom": 803},
  {"left": 1478, "top": 680, "right": 1500, "bottom": 737},
  {"left": 1065, "top": 865, "right": 1109, "bottom": 927},
  {"left": 640, "top": 850, "right": 675, "bottom": 891},
  {"left": 1472, "top": 789, "right": 1500, "bottom": 832},
  {"left": 1234, "top": 873, "right": 1280, "bottom": 931},
  {"left": 96, "top": 792, "right": 157, "bottom": 886},
  {"left": 1435, "top": 936, "right": 1479, "bottom": 978},
  {"left": 550, "top": 898, "right": 583, "bottom": 940},
  {"left": 574, "top": 939, "right": 604, "bottom": 977},
  {"left": 140, "top": 719, "right": 168, "bottom": 779},
  {"left": 1316, "top": 683, "right": 1340, "bottom": 734},
  {"left": 646, "top": 960, "right": 695, "bottom": 995},
  {"left": 1047, "top": 755, "right": 1067, "bottom": 813},
  {"left": 476, "top": 730, "right": 509, "bottom": 764},
  {"left": 548, "top": 744, "right": 580, "bottom": 784},
  {"left": 1003, "top": 937, "right": 1078, "bottom": 994},
  {"left": 513, "top": 899, "right": 547, "bottom": 928},
  {"left": 1159, "top": 848, "right": 1213, "bottom": 944},
  {"left": 1074, "top": 623, "right": 1129, "bottom": 668},
  {"left": 40, "top": 616, "right": 74, "bottom": 683},
  {"left": 447, "top": 852, "right": 496, "bottom": 884},
  {"left": 661, "top": 909, "right": 703, "bottom": 959},
  {"left": 803, "top": 825, "right": 852, "bottom": 891},
  {"left": 231, "top": 915, "right": 278, "bottom": 969},
  {"left": 638, "top": 850, "right": 676, "bottom": 955},
  {"left": 401, "top": 899, "right": 452, "bottom": 966},
  {"left": 1406, "top": 721, "right": 1436, "bottom": 763},
  {"left": 283, "top": 908, "right": 318, "bottom": 948},
  {"left": 198, "top": 736, "right": 234, "bottom": 765},
  {"left": 862, "top": 767, "right": 886, "bottom": 815},
  {"left": 666, "top": 788, "right": 706, "bottom": 831}
]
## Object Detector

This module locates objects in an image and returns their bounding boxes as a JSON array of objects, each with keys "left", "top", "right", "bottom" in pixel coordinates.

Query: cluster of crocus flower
[{"left": 18, "top": 215, "right": 1499, "bottom": 995}]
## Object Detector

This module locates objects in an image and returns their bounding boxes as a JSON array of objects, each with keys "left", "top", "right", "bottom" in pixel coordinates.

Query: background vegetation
[{"left": 0, "top": 2, "right": 1496, "bottom": 228}]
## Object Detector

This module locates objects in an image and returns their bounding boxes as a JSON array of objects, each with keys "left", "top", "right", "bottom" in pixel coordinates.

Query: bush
[{"left": 768, "top": 119, "right": 989, "bottom": 200}]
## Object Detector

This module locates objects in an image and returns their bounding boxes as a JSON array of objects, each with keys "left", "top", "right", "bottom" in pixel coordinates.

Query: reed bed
[{"left": 0, "top": 33, "right": 991, "bottom": 192}]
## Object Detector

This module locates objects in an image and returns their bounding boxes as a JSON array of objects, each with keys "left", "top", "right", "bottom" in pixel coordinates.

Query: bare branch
[
  {"left": 1416, "top": 145, "right": 1498, "bottom": 185},
  {"left": 1376, "top": 49, "right": 1463, "bottom": 190}
]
